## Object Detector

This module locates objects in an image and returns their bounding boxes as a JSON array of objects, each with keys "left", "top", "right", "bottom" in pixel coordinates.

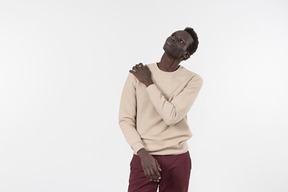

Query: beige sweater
[{"left": 119, "top": 63, "right": 203, "bottom": 155}]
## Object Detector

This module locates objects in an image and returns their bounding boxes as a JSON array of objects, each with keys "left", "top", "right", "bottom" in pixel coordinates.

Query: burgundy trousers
[{"left": 128, "top": 151, "right": 192, "bottom": 192}]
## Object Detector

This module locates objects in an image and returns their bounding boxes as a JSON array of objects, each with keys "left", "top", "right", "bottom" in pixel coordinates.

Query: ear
[{"left": 182, "top": 52, "right": 190, "bottom": 60}]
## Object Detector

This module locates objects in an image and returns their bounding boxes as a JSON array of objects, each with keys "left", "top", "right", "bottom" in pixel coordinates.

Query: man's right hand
[{"left": 137, "top": 148, "right": 162, "bottom": 182}]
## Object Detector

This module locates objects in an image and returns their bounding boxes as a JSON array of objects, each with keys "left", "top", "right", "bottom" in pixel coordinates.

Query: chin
[{"left": 163, "top": 44, "right": 172, "bottom": 53}]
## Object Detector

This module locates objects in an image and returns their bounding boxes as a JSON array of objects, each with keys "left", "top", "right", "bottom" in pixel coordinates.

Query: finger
[
  {"left": 135, "top": 64, "right": 143, "bottom": 71},
  {"left": 150, "top": 170, "right": 158, "bottom": 181},
  {"left": 156, "top": 161, "right": 162, "bottom": 172},
  {"left": 144, "top": 169, "right": 149, "bottom": 179},
  {"left": 146, "top": 163, "right": 159, "bottom": 182},
  {"left": 153, "top": 176, "right": 159, "bottom": 182},
  {"left": 153, "top": 161, "right": 161, "bottom": 179},
  {"left": 134, "top": 65, "right": 140, "bottom": 71},
  {"left": 129, "top": 70, "right": 136, "bottom": 74},
  {"left": 134, "top": 64, "right": 141, "bottom": 69},
  {"left": 145, "top": 65, "right": 150, "bottom": 71},
  {"left": 147, "top": 165, "right": 157, "bottom": 181},
  {"left": 132, "top": 66, "right": 139, "bottom": 73},
  {"left": 144, "top": 65, "right": 150, "bottom": 72},
  {"left": 143, "top": 167, "right": 151, "bottom": 180},
  {"left": 150, "top": 163, "right": 161, "bottom": 180},
  {"left": 154, "top": 169, "right": 161, "bottom": 180},
  {"left": 146, "top": 167, "right": 154, "bottom": 181}
]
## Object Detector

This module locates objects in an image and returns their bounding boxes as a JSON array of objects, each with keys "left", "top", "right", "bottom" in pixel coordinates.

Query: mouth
[{"left": 166, "top": 40, "right": 174, "bottom": 47}]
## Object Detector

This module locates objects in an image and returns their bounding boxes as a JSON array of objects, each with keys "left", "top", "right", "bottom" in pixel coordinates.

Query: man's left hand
[{"left": 129, "top": 63, "right": 154, "bottom": 87}]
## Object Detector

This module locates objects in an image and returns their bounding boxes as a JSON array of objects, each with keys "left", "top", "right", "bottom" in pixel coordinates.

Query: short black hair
[{"left": 184, "top": 27, "right": 199, "bottom": 55}]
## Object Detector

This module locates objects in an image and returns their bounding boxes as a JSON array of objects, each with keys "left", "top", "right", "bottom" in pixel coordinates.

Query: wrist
[
  {"left": 137, "top": 148, "right": 149, "bottom": 158},
  {"left": 145, "top": 80, "right": 154, "bottom": 87}
]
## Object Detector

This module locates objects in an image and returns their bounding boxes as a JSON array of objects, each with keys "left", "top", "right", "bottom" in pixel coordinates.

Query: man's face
[{"left": 163, "top": 30, "right": 194, "bottom": 60}]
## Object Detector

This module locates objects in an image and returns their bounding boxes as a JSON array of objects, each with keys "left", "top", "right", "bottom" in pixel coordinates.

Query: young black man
[{"left": 119, "top": 27, "right": 203, "bottom": 192}]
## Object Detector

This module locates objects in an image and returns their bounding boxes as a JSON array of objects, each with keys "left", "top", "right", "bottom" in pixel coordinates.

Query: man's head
[{"left": 163, "top": 27, "right": 199, "bottom": 61}]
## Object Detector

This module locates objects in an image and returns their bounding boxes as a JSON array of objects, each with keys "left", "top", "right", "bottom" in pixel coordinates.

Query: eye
[{"left": 180, "top": 39, "right": 184, "bottom": 43}]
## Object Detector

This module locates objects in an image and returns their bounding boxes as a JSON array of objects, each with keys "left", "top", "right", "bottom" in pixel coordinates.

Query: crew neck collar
[{"left": 154, "top": 63, "right": 183, "bottom": 75}]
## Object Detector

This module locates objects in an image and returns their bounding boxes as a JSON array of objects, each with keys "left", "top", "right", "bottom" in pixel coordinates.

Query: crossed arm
[{"left": 129, "top": 63, "right": 203, "bottom": 126}]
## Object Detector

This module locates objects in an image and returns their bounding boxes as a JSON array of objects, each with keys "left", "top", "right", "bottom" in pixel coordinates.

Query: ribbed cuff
[
  {"left": 132, "top": 142, "right": 145, "bottom": 154},
  {"left": 146, "top": 84, "right": 157, "bottom": 94}
]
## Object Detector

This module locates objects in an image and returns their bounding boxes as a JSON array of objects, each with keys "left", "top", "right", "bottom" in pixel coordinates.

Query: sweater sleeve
[
  {"left": 146, "top": 74, "right": 203, "bottom": 126},
  {"left": 119, "top": 73, "right": 145, "bottom": 154}
]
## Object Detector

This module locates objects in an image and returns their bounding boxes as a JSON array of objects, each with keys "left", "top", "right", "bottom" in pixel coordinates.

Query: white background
[{"left": 0, "top": 0, "right": 287, "bottom": 191}]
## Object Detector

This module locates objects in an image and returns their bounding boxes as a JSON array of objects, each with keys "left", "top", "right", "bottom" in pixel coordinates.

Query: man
[{"left": 119, "top": 27, "right": 203, "bottom": 192}]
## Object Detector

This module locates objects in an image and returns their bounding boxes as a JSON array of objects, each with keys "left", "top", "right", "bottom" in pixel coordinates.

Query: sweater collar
[{"left": 153, "top": 63, "right": 183, "bottom": 75}]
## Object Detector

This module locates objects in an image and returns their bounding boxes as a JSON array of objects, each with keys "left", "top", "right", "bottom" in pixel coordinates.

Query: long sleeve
[
  {"left": 146, "top": 74, "right": 203, "bottom": 126},
  {"left": 119, "top": 73, "right": 144, "bottom": 154}
]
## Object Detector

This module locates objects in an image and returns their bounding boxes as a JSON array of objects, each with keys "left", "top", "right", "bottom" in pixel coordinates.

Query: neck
[{"left": 157, "top": 52, "right": 182, "bottom": 72}]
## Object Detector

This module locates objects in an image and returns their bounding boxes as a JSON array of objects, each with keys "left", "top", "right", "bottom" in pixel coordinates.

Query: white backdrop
[{"left": 0, "top": 0, "right": 287, "bottom": 191}]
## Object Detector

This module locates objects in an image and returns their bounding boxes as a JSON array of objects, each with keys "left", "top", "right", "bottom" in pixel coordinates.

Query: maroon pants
[{"left": 128, "top": 151, "right": 192, "bottom": 192}]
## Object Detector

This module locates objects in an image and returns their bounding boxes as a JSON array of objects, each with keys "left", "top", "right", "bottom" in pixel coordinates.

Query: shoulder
[
  {"left": 181, "top": 67, "right": 203, "bottom": 85},
  {"left": 145, "top": 63, "right": 155, "bottom": 70},
  {"left": 182, "top": 66, "right": 202, "bottom": 78},
  {"left": 125, "top": 71, "right": 138, "bottom": 85}
]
